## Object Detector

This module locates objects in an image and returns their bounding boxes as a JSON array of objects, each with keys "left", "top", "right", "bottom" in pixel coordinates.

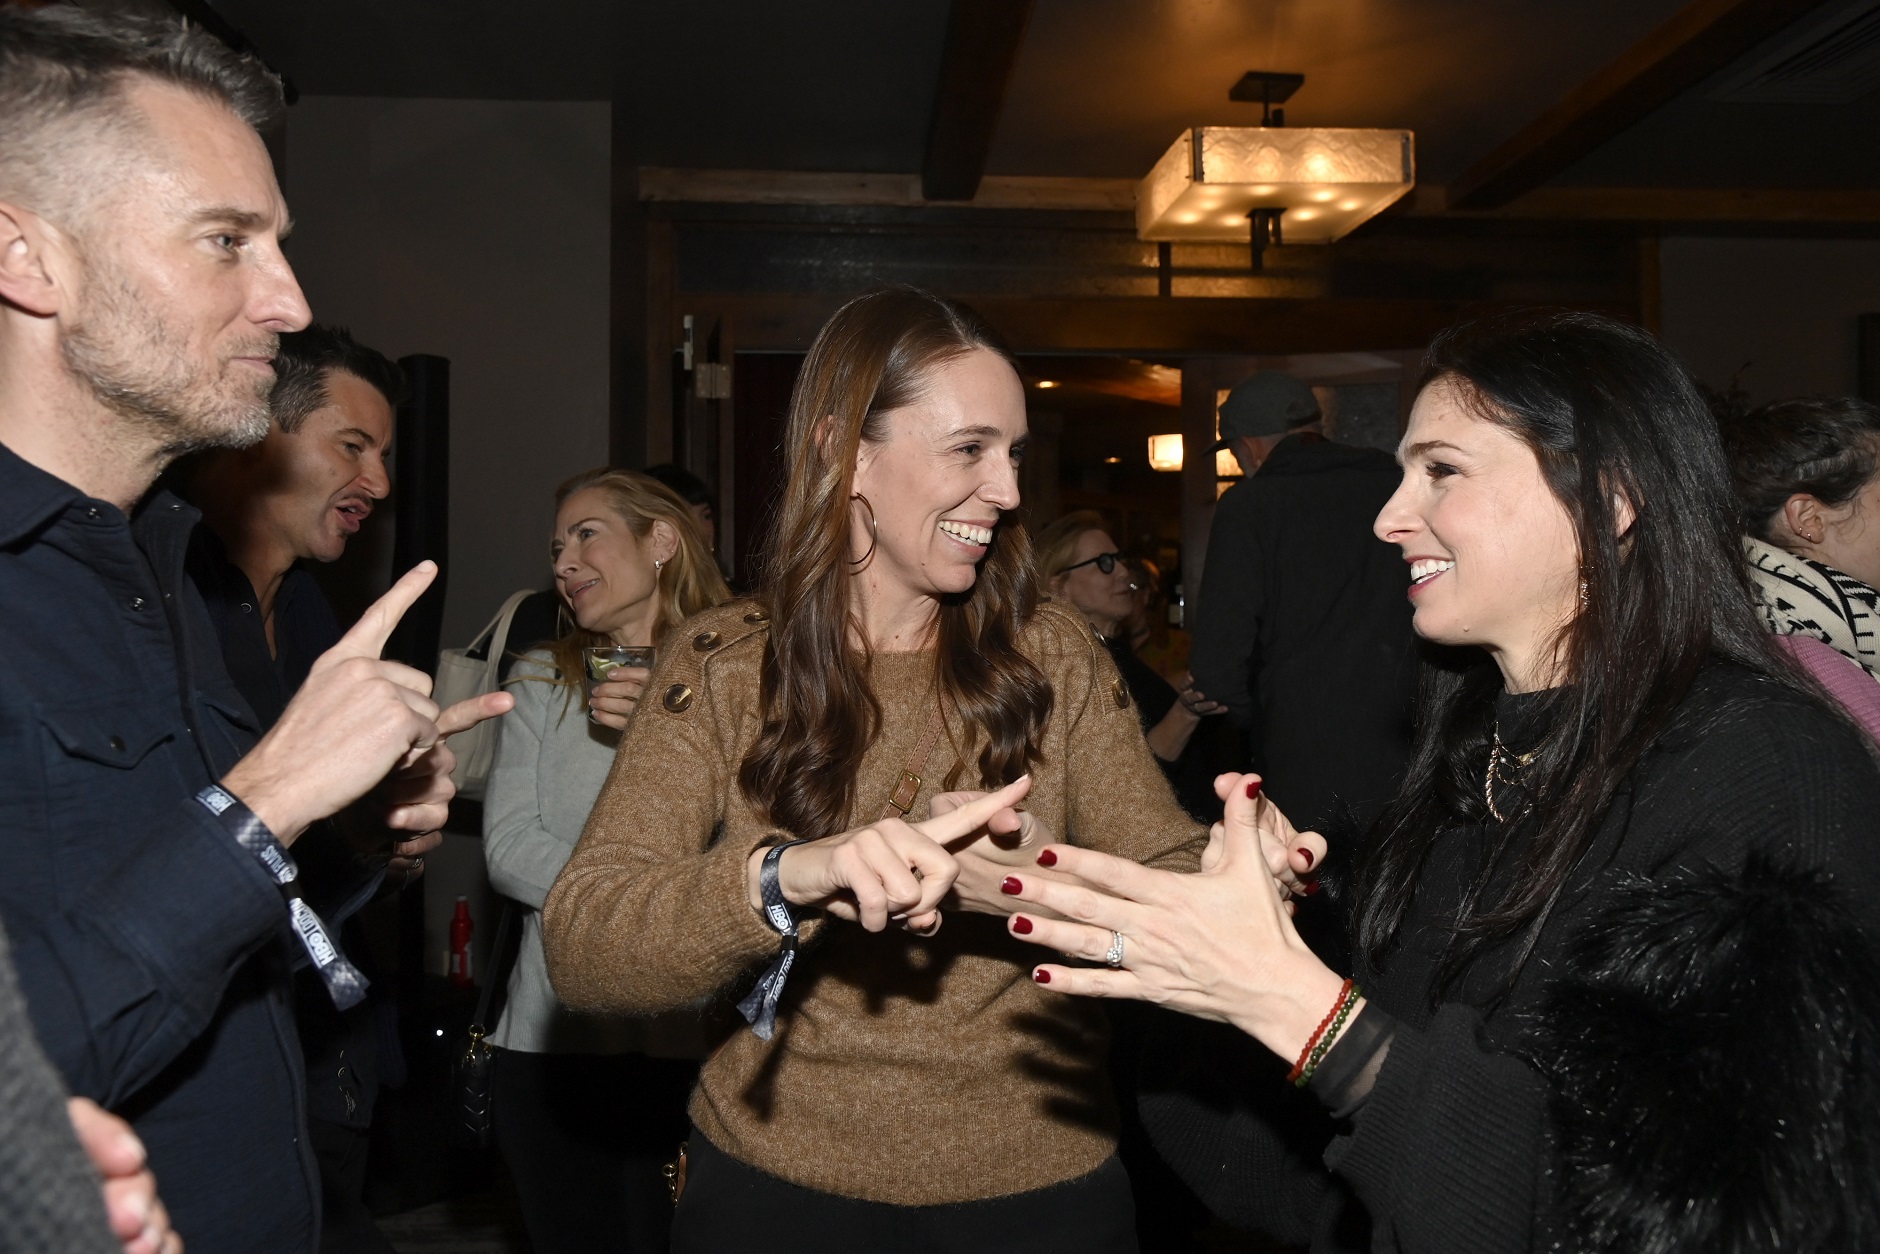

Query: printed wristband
[
  {"left": 736, "top": 839, "right": 814, "bottom": 1041},
  {"left": 196, "top": 785, "right": 368, "bottom": 1011}
]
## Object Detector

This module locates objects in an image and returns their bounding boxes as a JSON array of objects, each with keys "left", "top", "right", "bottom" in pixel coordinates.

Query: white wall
[
  {"left": 1659, "top": 237, "right": 1880, "bottom": 404},
  {"left": 281, "top": 96, "right": 612, "bottom": 647}
]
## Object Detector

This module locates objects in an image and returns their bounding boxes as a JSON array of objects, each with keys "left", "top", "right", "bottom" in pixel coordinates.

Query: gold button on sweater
[{"left": 543, "top": 600, "right": 1206, "bottom": 1205}]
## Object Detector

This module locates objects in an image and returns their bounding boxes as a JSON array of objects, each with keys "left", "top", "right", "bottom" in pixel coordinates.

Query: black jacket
[
  {"left": 0, "top": 441, "right": 335, "bottom": 1252},
  {"left": 1189, "top": 434, "right": 1417, "bottom": 832},
  {"left": 1140, "top": 664, "right": 1880, "bottom": 1251}
]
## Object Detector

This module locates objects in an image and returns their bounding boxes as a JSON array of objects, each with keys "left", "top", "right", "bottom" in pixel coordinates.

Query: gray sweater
[
  {"left": 0, "top": 919, "right": 116, "bottom": 1252},
  {"left": 483, "top": 651, "right": 712, "bottom": 1056}
]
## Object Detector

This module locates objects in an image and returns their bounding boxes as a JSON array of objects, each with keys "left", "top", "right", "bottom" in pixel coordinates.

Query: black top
[
  {"left": 0, "top": 441, "right": 323, "bottom": 1252},
  {"left": 1189, "top": 434, "right": 1418, "bottom": 833},
  {"left": 1141, "top": 662, "right": 1880, "bottom": 1252}
]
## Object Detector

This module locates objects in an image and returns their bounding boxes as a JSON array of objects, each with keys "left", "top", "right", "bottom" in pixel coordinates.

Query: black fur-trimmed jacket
[{"left": 1140, "top": 664, "right": 1880, "bottom": 1253}]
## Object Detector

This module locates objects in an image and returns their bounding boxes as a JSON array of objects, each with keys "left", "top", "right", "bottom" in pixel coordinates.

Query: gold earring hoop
[{"left": 849, "top": 492, "right": 879, "bottom": 567}]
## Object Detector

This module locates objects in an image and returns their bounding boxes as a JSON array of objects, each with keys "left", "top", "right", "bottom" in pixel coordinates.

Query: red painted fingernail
[
  {"left": 1302, "top": 879, "right": 1322, "bottom": 896},
  {"left": 1032, "top": 968, "right": 1051, "bottom": 984},
  {"left": 1246, "top": 778, "right": 1262, "bottom": 798},
  {"left": 1000, "top": 876, "right": 1023, "bottom": 895},
  {"left": 1036, "top": 848, "right": 1057, "bottom": 867},
  {"left": 1012, "top": 916, "right": 1034, "bottom": 935},
  {"left": 1297, "top": 847, "right": 1315, "bottom": 869}
]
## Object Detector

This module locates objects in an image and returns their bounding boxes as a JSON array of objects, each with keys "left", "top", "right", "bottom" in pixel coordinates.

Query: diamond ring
[{"left": 1104, "top": 930, "right": 1126, "bottom": 969}]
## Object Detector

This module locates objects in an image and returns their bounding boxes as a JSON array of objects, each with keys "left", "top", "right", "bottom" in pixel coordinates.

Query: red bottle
[{"left": 448, "top": 896, "right": 475, "bottom": 989}]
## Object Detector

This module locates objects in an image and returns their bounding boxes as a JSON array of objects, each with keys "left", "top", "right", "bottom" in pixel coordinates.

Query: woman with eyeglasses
[{"left": 1037, "top": 512, "right": 1222, "bottom": 818}]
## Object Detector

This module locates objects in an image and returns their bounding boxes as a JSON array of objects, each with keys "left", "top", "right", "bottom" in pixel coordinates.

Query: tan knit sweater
[{"left": 542, "top": 599, "right": 1205, "bottom": 1205}]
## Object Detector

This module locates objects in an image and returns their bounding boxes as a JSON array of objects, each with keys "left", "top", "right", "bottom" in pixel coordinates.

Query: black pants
[
  {"left": 492, "top": 1049, "right": 698, "bottom": 1254},
  {"left": 671, "top": 1130, "right": 1138, "bottom": 1254},
  {"left": 309, "top": 1118, "right": 395, "bottom": 1254}
]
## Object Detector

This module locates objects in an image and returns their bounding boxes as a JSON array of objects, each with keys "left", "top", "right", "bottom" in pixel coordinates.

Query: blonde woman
[{"left": 483, "top": 469, "right": 730, "bottom": 1254}]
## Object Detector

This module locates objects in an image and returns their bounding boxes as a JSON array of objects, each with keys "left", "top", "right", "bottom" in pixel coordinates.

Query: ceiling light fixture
[
  {"left": 1036, "top": 379, "right": 1059, "bottom": 389},
  {"left": 1137, "top": 71, "right": 1415, "bottom": 271}
]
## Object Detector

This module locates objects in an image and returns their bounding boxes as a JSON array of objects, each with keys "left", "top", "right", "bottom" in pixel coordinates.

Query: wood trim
[
  {"left": 1448, "top": 0, "right": 1837, "bottom": 210},
  {"left": 1416, "top": 185, "right": 1880, "bottom": 224},
  {"left": 922, "top": 0, "right": 1037, "bottom": 201},
  {"left": 683, "top": 293, "right": 1618, "bottom": 355},
  {"left": 638, "top": 167, "right": 1136, "bottom": 212},
  {"left": 638, "top": 168, "right": 1880, "bottom": 225}
]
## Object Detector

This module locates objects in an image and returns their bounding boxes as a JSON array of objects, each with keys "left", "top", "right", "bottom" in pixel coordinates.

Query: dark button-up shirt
[
  {"left": 0, "top": 440, "right": 320, "bottom": 1252},
  {"left": 185, "top": 527, "right": 386, "bottom": 1131},
  {"left": 186, "top": 528, "right": 339, "bottom": 729}
]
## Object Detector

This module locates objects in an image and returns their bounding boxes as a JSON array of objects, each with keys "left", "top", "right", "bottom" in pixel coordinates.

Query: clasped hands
[{"left": 999, "top": 773, "right": 1349, "bottom": 1062}]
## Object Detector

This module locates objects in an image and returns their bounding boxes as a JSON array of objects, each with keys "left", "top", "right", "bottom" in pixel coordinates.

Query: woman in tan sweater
[{"left": 542, "top": 287, "right": 1214, "bottom": 1252}]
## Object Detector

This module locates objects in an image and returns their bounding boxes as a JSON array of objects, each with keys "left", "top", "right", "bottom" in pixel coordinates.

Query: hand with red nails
[
  {"left": 1204, "top": 773, "right": 1328, "bottom": 900},
  {"left": 1003, "top": 770, "right": 1352, "bottom": 1067},
  {"left": 744, "top": 776, "right": 1034, "bottom": 935}
]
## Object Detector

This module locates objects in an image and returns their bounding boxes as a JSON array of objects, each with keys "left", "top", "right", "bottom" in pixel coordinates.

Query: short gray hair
[{"left": 0, "top": 7, "right": 282, "bottom": 220}]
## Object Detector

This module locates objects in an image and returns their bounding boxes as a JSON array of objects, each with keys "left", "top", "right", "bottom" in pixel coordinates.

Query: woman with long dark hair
[
  {"left": 541, "top": 287, "right": 1230, "bottom": 1252},
  {"left": 1003, "top": 312, "right": 1880, "bottom": 1251}
]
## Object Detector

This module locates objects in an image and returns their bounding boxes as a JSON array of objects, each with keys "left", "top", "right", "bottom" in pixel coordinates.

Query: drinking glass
[{"left": 584, "top": 645, "right": 655, "bottom": 723}]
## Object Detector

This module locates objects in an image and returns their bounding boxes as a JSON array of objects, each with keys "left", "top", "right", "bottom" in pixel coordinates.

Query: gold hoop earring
[{"left": 849, "top": 492, "right": 879, "bottom": 567}]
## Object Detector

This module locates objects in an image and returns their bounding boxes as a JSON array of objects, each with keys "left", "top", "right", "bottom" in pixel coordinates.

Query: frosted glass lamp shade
[
  {"left": 1147, "top": 433, "right": 1183, "bottom": 472},
  {"left": 1137, "top": 126, "right": 1415, "bottom": 243}
]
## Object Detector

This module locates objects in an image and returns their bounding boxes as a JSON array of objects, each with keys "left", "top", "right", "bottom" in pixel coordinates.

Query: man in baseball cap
[
  {"left": 1210, "top": 371, "right": 1325, "bottom": 475},
  {"left": 1189, "top": 371, "right": 1418, "bottom": 964}
]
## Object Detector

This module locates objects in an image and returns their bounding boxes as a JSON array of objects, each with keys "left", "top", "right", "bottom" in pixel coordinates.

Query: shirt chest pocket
[
  {"left": 37, "top": 701, "right": 174, "bottom": 769},
  {"left": 29, "top": 701, "right": 181, "bottom": 896}
]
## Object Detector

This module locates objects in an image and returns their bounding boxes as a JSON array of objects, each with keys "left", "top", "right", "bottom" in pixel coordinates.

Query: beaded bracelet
[
  {"left": 1294, "top": 984, "right": 1362, "bottom": 1088},
  {"left": 1287, "top": 977, "right": 1354, "bottom": 1084}
]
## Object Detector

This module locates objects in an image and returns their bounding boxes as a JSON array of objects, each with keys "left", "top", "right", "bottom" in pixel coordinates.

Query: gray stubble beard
[{"left": 59, "top": 258, "right": 276, "bottom": 460}]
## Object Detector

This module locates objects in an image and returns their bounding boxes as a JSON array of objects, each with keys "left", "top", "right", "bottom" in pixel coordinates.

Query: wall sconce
[{"left": 1148, "top": 433, "right": 1246, "bottom": 477}]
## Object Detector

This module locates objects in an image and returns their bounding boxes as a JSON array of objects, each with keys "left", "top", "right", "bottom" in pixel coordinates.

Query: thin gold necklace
[{"left": 1484, "top": 724, "right": 1538, "bottom": 823}]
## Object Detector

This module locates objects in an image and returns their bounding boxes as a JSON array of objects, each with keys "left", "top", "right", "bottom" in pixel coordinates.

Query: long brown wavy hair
[
  {"left": 531, "top": 468, "right": 730, "bottom": 714},
  {"left": 738, "top": 287, "right": 1052, "bottom": 839}
]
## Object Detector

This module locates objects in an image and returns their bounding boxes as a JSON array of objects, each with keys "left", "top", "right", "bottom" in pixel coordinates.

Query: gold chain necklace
[{"left": 1484, "top": 724, "right": 1538, "bottom": 823}]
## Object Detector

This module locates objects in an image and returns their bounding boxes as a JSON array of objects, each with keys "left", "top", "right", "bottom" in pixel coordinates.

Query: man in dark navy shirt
[
  {"left": 176, "top": 324, "right": 412, "bottom": 1253},
  {"left": 0, "top": 10, "right": 510, "bottom": 1251}
]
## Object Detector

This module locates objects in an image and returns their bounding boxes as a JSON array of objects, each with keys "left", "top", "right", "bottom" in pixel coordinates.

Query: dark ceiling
[{"left": 207, "top": 0, "right": 1880, "bottom": 190}]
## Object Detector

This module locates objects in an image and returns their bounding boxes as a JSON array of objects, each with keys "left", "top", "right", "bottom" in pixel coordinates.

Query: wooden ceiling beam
[
  {"left": 1447, "top": 0, "right": 1836, "bottom": 211},
  {"left": 921, "top": 0, "right": 1036, "bottom": 201}
]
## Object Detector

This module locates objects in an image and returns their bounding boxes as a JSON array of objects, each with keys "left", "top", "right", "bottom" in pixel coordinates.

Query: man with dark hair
[
  {"left": 0, "top": 9, "right": 508, "bottom": 1251},
  {"left": 182, "top": 325, "right": 404, "bottom": 710},
  {"left": 176, "top": 324, "right": 411, "bottom": 1253},
  {"left": 1190, "top": 372, "right": 1417, "bottom": 840}
]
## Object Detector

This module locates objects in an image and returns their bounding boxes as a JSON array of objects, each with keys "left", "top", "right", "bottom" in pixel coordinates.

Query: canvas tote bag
[{"left": 433, "top": 589, "right": 533, "bottom": 800}]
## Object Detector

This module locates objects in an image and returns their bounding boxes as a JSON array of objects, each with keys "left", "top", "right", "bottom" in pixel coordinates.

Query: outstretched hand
[
  {"left": 1000, "top": 772, "right": 1347, "bottom": 1064},
  {"left": 221, "top": 562, "right": 513, "bottom": 845},
  {"left": 747, "top": 776, "right": 1034, "bottom": 935}
]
